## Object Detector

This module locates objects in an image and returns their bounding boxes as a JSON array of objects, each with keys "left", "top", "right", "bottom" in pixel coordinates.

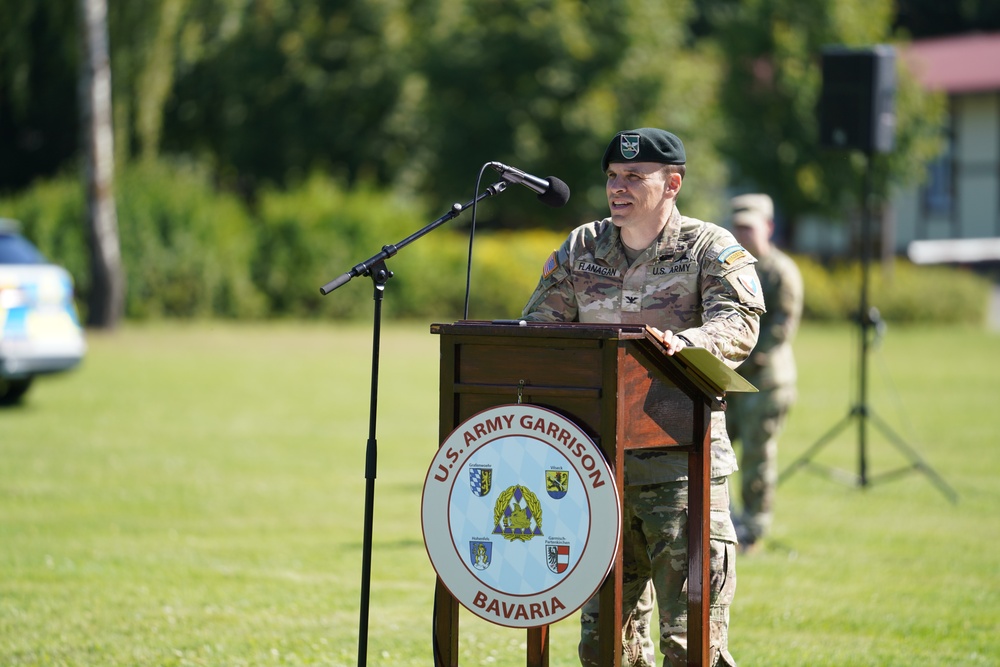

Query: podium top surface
[
  {"left": 430, "top": 320, "right": 648, "bottom": 340},
  {"left": 430, "top": 320, "right": 756, "bottom": 394}
]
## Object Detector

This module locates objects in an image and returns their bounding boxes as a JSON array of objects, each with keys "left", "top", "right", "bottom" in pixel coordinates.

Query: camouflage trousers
[
  {"left": 726, "top": 385, "right": 796, "bottom": 542},
  {"left": 578, "top": 478, "right": 737, "bottom": 667}
]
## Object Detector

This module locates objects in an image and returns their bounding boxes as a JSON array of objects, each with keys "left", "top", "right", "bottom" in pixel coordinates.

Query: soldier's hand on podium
[{"left": 649, "top": 327, "right": 688, "bottom": 356}]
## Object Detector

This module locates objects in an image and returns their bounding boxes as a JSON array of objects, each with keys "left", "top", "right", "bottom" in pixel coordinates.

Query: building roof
[{"left": 906, "top": 32, "right": 1000, "bottom": 93}]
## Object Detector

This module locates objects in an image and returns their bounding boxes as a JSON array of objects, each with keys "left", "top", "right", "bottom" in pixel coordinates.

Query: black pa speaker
[{"left": 818, "top": 45, "right": 897, "bottom": 154}]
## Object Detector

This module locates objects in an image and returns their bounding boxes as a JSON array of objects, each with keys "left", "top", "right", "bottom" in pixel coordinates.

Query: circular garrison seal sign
[{"left": 421, "top": 404, "right": 621, "bottom": 628}]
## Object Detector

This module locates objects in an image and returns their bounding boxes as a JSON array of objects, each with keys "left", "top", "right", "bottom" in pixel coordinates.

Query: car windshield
[{"left": 0, "top": 234, "right": 47, "bottom": 264}]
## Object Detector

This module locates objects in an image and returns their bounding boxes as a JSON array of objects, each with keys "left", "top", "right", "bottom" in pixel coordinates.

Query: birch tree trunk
[{"left": 78, "top": 0, "right": 124, "bottom": 328}]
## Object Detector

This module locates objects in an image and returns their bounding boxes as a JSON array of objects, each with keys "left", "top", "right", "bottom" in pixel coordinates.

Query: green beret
[{"left": 602, "top": 128, "right": 686, "bottom": 171}]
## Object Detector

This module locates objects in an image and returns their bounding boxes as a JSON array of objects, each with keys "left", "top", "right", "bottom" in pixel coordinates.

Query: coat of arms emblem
[
  {"left": 470, "top": 466, "right": 492, "bottom": 497},
  {"left": 546, "top": 470, "right": 569, "bottom": 499},
  {"left": 546, "top": 544, "right": 570, "bottom": 574},
  {"left": 469, "top": 540, "right": 492, "bottom": 570}
]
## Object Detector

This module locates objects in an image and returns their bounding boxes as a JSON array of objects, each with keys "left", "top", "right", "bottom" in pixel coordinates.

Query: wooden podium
[{"left": 429, "top": 320, "right": 753, "bottom": 667}]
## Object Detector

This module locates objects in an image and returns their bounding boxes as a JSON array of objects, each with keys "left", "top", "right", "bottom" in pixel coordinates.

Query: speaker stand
[{"left": 777, "top": 151, "right": 957, "bottom": 504}]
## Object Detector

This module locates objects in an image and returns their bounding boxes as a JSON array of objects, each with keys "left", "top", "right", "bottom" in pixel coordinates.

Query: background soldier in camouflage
[
  {"left": 521, "top": 128, "right": 765, "bottom": 667},
  {"left": 725, "top": 194, "right": 804, "bottom": 552}
]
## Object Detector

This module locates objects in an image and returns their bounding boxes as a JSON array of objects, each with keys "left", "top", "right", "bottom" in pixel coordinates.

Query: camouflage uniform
[
  {"left": 725, "top": 245, "right": 803, "bottom": 544},
  {"left": 522, "top": 208, "right": 764, "bottom": 666}
]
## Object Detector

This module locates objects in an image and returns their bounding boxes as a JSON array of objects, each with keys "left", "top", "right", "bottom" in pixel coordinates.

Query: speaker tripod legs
[
  {"left": 863, "top": 407, "right": 959, "bottom": 503},
  {"left": 777, "top": 401, "right": 958, "bottom": 504},
  {"left": 777, "top": 408, "right": 855, "bottom": 486}
]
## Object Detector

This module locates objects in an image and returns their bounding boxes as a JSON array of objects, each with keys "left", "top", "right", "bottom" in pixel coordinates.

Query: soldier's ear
[{"left": 668, "top": 171, "right": 682, "bottom": 196}]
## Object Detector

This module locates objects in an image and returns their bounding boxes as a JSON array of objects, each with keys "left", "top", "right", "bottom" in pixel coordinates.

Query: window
[
  {"left": 922, "top": 139, "right": 953, "bottom": 217},
  {"left": 0, "top": 234, "right": 46, "bottom": 264}
]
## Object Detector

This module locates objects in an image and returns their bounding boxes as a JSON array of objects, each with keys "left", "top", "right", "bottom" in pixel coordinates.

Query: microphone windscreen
[{"left": 538, "top": 177, "right": 571, "bottom": 207}]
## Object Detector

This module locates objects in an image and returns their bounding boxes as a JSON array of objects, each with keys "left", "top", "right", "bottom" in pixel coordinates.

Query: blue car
[{"left": 0, "top": 219, "right": 86, "bottom": 404}]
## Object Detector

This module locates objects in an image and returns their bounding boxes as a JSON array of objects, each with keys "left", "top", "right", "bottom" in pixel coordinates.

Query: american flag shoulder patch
[{"left": 542, "top": 251, "right": 559, "bottom": 278}]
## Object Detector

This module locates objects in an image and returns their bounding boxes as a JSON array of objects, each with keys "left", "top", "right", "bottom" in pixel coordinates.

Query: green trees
[
  {"left": 2, "top": 0, "right": 948, "bottom": 226},
  {"left": 391, "top": 0, "right": 725, "bottom": 224},
  {"left": 1, "top": 0, "right": 968, "bottom": 323},
  {"left": 161, "top": 0, "right": 414, "bottom": 191},
  {"left": 3, "top": 0, "right": 729, "bottom": 223},
  {"left": 152, "top": 0, "right": 726, "bottom": 226},
  {"left": 0, "top": 2, "right": 79, "bottom": 190}
]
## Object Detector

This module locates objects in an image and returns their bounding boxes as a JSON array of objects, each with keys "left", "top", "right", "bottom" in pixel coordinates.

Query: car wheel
[{"left": 0, "top": 377, "right": 33, "bottom": 405}]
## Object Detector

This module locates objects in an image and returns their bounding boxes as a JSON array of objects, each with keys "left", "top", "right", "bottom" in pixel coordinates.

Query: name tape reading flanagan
[{"left": 421, "top": 404, "right": 621, "bottom": 628}]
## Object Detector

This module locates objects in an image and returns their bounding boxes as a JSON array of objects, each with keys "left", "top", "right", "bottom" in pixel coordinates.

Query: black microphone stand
[{"left": 319, "top": 179, "right": 511, "bottom": 667}]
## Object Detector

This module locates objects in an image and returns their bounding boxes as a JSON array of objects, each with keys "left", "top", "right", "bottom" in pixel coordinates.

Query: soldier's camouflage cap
[
  {"left": 602, "top": 128, "right": 686, "bottom": 172},
  {"left": 730, "top": 193, "right": 774, "bottom": 228}
]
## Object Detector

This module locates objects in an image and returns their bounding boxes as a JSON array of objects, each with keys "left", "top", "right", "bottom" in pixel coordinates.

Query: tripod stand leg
[
  {"left": 867, "top": 410, "right": 959, "bottom": 504},
  {"left": 778, "top": 409, "right": 856, "bottom": 485}
]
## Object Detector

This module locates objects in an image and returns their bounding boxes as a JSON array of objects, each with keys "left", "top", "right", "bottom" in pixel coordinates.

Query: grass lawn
[{"left": 1, "top": 321, "right": 997, "bottom": 666}]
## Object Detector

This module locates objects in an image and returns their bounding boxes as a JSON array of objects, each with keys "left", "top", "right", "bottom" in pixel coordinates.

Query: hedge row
[
  {"left": 1, "top": 161, "right": 992, "bottom": 326},
  {"left": 796, "top": 254, "right": 992, "bottom": 325}
]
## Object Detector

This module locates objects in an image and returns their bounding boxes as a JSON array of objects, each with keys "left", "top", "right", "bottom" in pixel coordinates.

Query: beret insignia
[{"left": 620, "top": 134, "right": 640, "bottom": 160}]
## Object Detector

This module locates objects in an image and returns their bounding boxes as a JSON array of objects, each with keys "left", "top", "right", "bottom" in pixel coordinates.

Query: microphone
[{"left": 488, "top": 161, "right": 571, "bottom": 207}]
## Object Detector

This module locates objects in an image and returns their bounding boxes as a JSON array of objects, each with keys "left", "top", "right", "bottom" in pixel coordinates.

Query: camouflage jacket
[
  {"left": 739, "top": 246, "right": 803, "bottom": 390},
  {"left": 521, "top": 208, "right": 764, "bottom": 483}
]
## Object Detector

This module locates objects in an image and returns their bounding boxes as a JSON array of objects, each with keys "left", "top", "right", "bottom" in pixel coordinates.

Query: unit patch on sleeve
[
  {"left": 717, "top": 245, "right": 748, "bottom": 266},
  {"left": 738, "top": 274, "right": 760, "bottom": 297},
  {"left": 725, "top": 269, "right": 766, "bottom": 310}
]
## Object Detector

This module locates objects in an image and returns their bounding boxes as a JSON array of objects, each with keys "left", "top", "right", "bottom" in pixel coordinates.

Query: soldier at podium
[{"left": 521, "top": 128, "right": 765, "bottom": 667}]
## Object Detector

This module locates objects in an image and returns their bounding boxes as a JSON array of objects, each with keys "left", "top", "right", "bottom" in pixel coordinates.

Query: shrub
[
  {"left": 3, "top": 166, "right": 991, "bottom": 327},
  {"left": 1, "top": 161, "right": 266, "bottom": 319},
  {"left": 379, "top": 226, "right": 567, "bottom": 322},
  {"left": 467, "top": 229, "right": 567, "bottom": 319},
  {"left": 796, "top": 254, "right": 991, "bottom": 325},
  {"left": 251, "top": 177, "right": 560, "bottom": 323},
  {"left": 116, "top": 160, "right": 265, "bottom": 319},
  {"left": 385, "top": 228, "right": 470, "bottom": 321},
  {"left": 0, "top": 175, "right": 89, "bottom": 292},
  {"left": 252, "top": 173, "right": 431, "bottom": 320}
]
